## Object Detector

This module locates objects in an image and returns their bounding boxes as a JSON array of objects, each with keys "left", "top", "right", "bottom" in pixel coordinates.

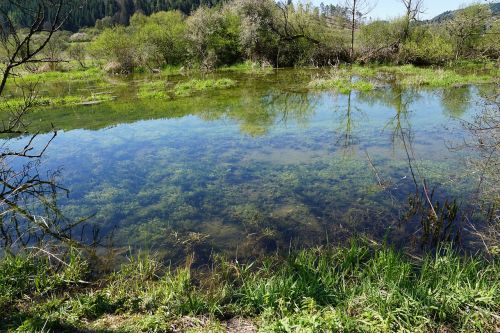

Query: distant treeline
[
  {"left": 2, "top": 0, "right": 499, "bottom": 71},
  {"left": 0, "top": 0, "right": 222, "bottom": 31}
]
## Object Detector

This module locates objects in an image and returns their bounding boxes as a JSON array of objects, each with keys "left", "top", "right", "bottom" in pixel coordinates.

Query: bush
[
  {"left": 131, "top": 11, "right": 188, "bottom": 68},
  {"left": 186, "top": 7, "right": 243, "bottom": 69},
  {"left": 401, "top": 26, "right": 454, "bottom": 65},
  {"left": 89, "top": 26, "right": 136, "bottom": 72}
]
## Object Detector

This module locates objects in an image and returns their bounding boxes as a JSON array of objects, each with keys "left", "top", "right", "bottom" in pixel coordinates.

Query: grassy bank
[{"left": 1, "top": 242, "right": 498, "bottom": 332}]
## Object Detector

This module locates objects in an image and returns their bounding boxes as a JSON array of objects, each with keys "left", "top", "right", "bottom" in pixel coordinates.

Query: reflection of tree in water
[
  {"left": 358, "top": 86, "right": 473, "bottom": 248},
  {"left": 212, "top": 89, "right": 317, "bottom": 136},
  {"left": 332, "top": 89, "right": 367, "bottom": 153},
  {"left": 441, "top": 86, "right": 471, "bottom": 119},
  {"left": 458, "top": 83, "right": 499, "bottom": 252},
  {"left": 0, "top": 2, "right": 95, "bottom": 253},
  {"left": 179, "top": 88, "right": 317, "bottom": 137},
  {"left": 336, "top": 90, "right": 357, "bottom": 150}
]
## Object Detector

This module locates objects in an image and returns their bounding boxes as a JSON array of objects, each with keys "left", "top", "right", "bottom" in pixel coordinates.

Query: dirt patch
[
  {"left": 226, "top": 317, "right": 257, "bottom": 333},
  {"left": 170, "top": 316, "right": 257, "bottom": 333}
]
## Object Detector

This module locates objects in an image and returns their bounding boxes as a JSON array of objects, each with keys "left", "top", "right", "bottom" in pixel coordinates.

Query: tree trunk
[{"left": 350, "top": 0, "right": 357, "bottom": 61}]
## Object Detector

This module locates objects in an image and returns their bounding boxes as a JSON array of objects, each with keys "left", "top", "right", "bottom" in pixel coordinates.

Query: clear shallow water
[{"left": 4, "top": 70, "right": 491, "bottom": 260}]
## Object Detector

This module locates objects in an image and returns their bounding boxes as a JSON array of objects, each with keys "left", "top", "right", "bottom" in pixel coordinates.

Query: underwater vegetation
[{"left": 4, "top": 70, "right": 493, "bottom": 262}]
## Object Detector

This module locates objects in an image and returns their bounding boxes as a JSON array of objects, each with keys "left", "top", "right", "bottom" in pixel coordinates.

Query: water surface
[{"left": 5, "top": 69, "right": 490, "bottom": 260}]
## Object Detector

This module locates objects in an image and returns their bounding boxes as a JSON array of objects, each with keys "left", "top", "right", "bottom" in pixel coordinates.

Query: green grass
[
  {"left": 160, "top": 65, "right": 183, "bottom": 76},
  {"left": 348, "top": 64, "right": 496, "bottom": 87},
  {"left": 137, "top": 80, "right": 168, "bottom": 99},
  {"left": 136, "top": 78, "right": 237, "bottom": 99},
  {"left": 0, "top": 93, "right": 114, "bottom": 110},
  {"left": 173, "top": 78, "right": 236, "bottom": 97},
  {"left": 308, "top": 76, "right": 375, "bottom": 94},
  {"left": 218, "top": 61, "right": 274, "bottom": 74},
  {"left": 2, "top": 242, "right": 498, "bottom": 332},
  {"left": 310, "top": 64, "right": 496, "bottom": 90},
  {"left": 19, "top": 68, "right": 105, "bottom": 84}
]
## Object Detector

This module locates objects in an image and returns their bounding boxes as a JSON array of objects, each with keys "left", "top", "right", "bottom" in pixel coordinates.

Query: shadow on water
[{"left": 1, "top": 69, "right": 496, "bottom": 263}]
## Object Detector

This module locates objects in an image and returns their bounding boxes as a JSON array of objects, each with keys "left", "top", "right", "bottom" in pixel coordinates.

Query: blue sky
[{"left": 309, "top": 0, "right": 484, "bottom": 20}]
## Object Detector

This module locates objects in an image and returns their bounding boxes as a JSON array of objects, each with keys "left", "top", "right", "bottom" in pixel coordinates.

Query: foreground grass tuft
[{"left": 2, "top": 242, "right": 498, "bottom": 332}]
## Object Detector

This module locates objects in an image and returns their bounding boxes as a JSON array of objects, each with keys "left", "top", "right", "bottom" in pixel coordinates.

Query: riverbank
[{"left": 2, "top": 242, "right": 498, "bottom": 332}]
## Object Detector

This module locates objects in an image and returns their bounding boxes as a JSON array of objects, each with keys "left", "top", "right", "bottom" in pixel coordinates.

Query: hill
[
  {"left": 1, "top": 0, "right": 222, "bottom": 31},
  {"left": 431, "top": 2, "right": 500, "bottom": 23}
]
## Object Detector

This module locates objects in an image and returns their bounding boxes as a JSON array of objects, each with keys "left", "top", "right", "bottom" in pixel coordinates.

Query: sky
[{"left": 310, "top": 0, "right": 486, "bottom": 20}]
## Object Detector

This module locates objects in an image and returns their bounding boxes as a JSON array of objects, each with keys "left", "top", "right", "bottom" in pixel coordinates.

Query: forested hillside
[
  {"left": 0, "top": 0, "right": 222, "bottom": 31},
  {"left": 431, "top": 2, "right": 500, "bottom": 23},
  {"left": 4, "top": 0, "right": 499, "bottom": 32}
]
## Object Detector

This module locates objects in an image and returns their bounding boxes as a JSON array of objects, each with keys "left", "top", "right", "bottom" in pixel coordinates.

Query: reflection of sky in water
[{"left": 3, "top": 74, "right": 486, "bottom": 256}]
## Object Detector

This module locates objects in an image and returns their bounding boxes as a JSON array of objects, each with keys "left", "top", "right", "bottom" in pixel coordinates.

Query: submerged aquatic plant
[{"left": 404, "top": 190, "right": 463, "bottom": 248}]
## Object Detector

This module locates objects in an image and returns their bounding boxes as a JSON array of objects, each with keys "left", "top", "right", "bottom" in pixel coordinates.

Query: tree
[
  {"left": 42, "top": 31, "right": 70, "bottom": 70},
  {"left": 89, "top": 26, "right": 137, "bottom": 72},
  {"left": 231, "top": 0, "right": 340, "bottom": 67},
  {"left": 446, "top": 4, "right": 492, "bottom": 59},
  {"left": 344, "top": 0, "right": 373, "bottom": 61},
  {"left": 132, "top": 11, "right": 188, "bottom": 67},
  {"left": 186, "top": 6, "right": 242, "bottom": 69},
  {"left": 399, "top": 0, "right": 424, "bottom": 44},
  {"left": 359, "top": 20, "right": 400, "bottom": 62},
  {"left": 68, "top": 43, "right": 88, "bottom": 68}
]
